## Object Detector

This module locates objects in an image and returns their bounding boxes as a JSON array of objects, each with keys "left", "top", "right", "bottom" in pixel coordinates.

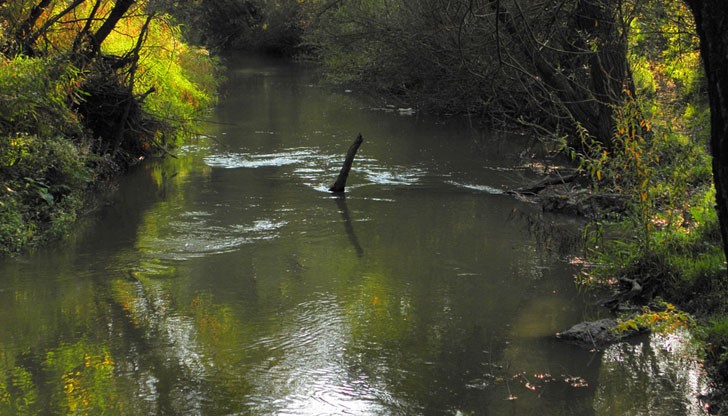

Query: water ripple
[
  {"left": 204, "top": 147, "right": 429, "bottom": 191},
  {"left": 446, "top": 180, "right": 505, "bottom": 194},
  {"left": 243, "top": 294, "right": 398, "bottom": 415},
  {"left": 137, "top": 214, "right": 287, "bottom": 261},
  {"left": 204, "top": 148, "right": 321, "bottom": 169}
]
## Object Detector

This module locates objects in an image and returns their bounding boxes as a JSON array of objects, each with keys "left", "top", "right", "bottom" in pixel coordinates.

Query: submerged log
[
  {"left": 510, "top": 172, "right": 578, "bottom": 195},
  {"left": 329, "top": 134, "right": 364, "bottom": 193},
  {"left": 556, "top": 318, "right": 644, "bottom": 350}
]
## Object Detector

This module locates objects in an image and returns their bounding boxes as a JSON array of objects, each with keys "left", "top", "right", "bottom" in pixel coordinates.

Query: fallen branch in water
[
  {"left": 509, "top": 171, "right": 578, "bottom": 195},
  {"left": 330, "top": 133, "right": 364, "bottom": 193}
]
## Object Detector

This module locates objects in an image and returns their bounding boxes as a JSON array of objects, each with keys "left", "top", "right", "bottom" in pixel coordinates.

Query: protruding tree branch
[{"left": 330, "top": 134, "right": 364, "bottom": 193}]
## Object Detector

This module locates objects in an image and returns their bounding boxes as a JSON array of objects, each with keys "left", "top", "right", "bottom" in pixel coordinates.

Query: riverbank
[
  {"left": 1, "top": 7, "right": 218, "bottom": 256},
  {"left": 506, "top": 158, "right": 728, "bottom": 412}
]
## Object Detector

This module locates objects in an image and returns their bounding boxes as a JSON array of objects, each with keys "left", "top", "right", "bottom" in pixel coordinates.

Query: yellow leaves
[{"left": 615, "top": 302, "right": 694, "bottom": 335}]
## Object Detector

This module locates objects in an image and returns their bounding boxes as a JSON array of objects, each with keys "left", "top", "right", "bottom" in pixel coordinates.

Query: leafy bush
[
  {"left": 703, "top": 318, "right": 728, "bottom": 386},
  {"left": 1, "top": 3, "right": 220, "bottom": 255},
  {"left": 0, "top": 56, "right": 83, "bottom": 138},
  {"left": 571, "top": 0, "right": 722, "bottom": 303},
  {"left": 575, "top": 94, "right": 723, "bottom": 300},
  {"left": 101, "top": 14, "right": 219, "bottom": 145},
  {"left": 0, "top": 134, "right": 93, "bottom": 254}
]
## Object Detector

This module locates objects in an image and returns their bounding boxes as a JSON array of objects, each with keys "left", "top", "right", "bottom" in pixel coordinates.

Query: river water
[{"left": 0, "top": 54, "right": 709, "bottom": 415}]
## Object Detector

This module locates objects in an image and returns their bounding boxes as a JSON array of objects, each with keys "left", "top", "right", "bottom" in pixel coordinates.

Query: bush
[
  {"left": 0, "top": 134, "right": 93, "bottom": 254},
  {"left": 704, "top": 318, "right": 728, "bottom": 386},
  {"left": 0, "top": 56, "right": 83, "bottom": 139},
  {"left": 1, "top": 4, "right": 220, "bottom": 255}
]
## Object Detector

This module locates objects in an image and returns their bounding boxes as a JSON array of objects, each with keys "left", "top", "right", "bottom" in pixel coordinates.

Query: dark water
[{"left": 0, "top": 54, "right": 708, "bottom": 415}]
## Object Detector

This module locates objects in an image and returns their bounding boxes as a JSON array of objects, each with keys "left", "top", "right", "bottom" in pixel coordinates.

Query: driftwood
[
  {"left": 507, "top": 170, "right": 630, "bottom": 217},
  {"left": 510, "top": 171, "right": 578, "bottom": 195},
  {"left": 556, "top": 318, "right": 644, "bottom": 350},
  {"left": 557, "top": 277, "right": 659, "bottom": 350},
  {"left": 330, "top": 134, "right": 364, "bottom": 193},
  {"left": 596, "top": 276, "right": 659, "bottom": 309}
]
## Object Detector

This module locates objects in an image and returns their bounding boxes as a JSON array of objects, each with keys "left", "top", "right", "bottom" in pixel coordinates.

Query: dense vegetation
[{"left": 0, "top": 0, "right": 218, "bottom": 254}]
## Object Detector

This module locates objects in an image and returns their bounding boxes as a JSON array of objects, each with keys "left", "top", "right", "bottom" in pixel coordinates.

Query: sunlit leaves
[
  {"left": 615, "top": 301, "right": 695, "bottom": 334},
  {"left": 0, "top": 56, "right": 82, "bottom": 138},
  {"left": 101, "top": 12, "right": 219, "bottom": 142}
]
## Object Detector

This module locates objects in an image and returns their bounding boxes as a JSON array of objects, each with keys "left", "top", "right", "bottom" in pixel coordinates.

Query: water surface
[{"left": 0, "top": 54, "right": 707, "bottom": 415}]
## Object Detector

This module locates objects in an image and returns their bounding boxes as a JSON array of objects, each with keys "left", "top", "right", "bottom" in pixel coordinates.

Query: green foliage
[
  {"left": 627, "top": 1, "right": 702, "bottom": 97},
  {"left": 0, "top": 20, "right": 93, "bottom": 255},
  {"left": 573, "top": 0, "right": 723, "bottom": 301},
  {"left": 0, "top": 56, "right": 83, "bottom": 138},
  {"left": 0, "top": 134, "right": 92, "bottom": 254},
  {"left": 0, "top": 1, "right": 220, "bottom": 255},
  {"left": 615, "top": 301, "right": 695, "bottom": 334},
  {"left": 576, "top": 108, "right": 723, "bottom": 296},
  {"left": 702, "top": 318, "right": 728, "bottom": 386},
  {"left": 101, "top": 13, "right": 220, "bottom": 146}
]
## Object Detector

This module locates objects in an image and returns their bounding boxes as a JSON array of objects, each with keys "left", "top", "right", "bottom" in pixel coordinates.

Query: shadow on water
[{"left": 333, "top": 195, "right": 364, "bottom": 257}]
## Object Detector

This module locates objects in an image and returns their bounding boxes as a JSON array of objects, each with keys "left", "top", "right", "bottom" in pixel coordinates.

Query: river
[{"left": 0, "top": 54, "right": 709, "bottom": 415}]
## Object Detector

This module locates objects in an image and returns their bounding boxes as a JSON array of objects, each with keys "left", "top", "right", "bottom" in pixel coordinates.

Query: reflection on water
[
  {"left": 204, "top": 148, "right": 325, "bottom": 169},
  {"left": 0, "top": 54, "right": 709, "bottom": 415},
  {"left": 137, "top": 212, "right": 287, "bottom": 261},
  {"left": 244, "top": 294, "right": 395, "bottom": 415},
  {"left": 446, "top": 181, "right": 506, "bottom": 195},
  {"left": 595, "top": 332, "right": 708, "bottom": 416}
]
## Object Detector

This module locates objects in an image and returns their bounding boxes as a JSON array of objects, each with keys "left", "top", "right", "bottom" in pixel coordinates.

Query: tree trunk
[
  {"left": 8, "top": 0, "right": 53, "bottom": 55},
  {"left": 329, "top": 134, "right": 363, "bottom": 193},
  {"left": 488, "top": 0, "right": 630, "bottom": 146},
  {"left": 90, "top": 0, "right": 137, "bottom": 56},
  {"left": 575, "top": 0, "right": 631, "bottom": 145},
  {"left": 684, "top": 0, "right": 728, "bottom": 269}
]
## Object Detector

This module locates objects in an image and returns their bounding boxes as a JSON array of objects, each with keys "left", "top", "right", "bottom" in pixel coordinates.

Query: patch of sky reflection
[
  {"left": 118, "top": 278, "right": 210, "bottom": 414},
  {"left": 242, "top": 294, "right": 402, "bottom": 415},
  {"left": 595, "top": 331, "right": 710, "bottom": 416}
]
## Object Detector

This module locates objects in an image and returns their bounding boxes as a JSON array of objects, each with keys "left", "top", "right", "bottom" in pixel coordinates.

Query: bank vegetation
[{"left": 0, "top": 0, "right": 219, "bottom": 254}]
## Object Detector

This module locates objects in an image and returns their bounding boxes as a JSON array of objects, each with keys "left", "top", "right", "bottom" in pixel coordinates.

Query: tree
[
  {"left": 683, "top": 0, "right": 728, "bottom": 268},
  {"left": 308, "top": 0, "right": 632, "bottom": 146},
  {"left": 488, "top": 0, "right": 633, "bottom": 145}
]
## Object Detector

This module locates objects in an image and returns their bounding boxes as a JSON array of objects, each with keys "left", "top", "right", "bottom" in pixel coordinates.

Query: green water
[{"left": 0, "top": 54, "right": 707, "bottom": 415}]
